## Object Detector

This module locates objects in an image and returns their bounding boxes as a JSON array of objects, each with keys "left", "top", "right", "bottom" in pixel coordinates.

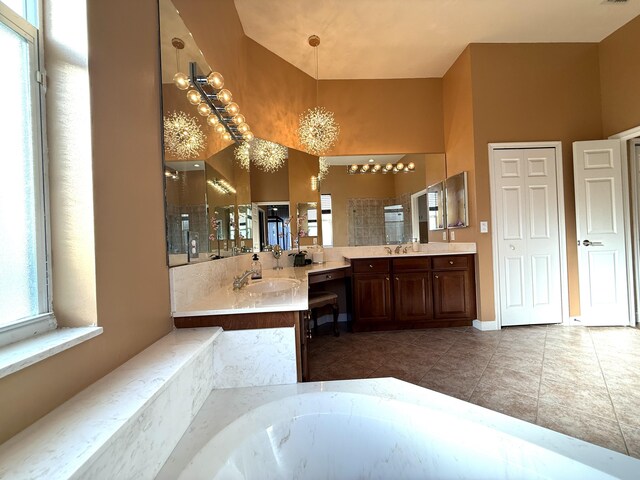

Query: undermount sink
[{"left": 242, "top": 278, "right": 301, "bottom": 296}]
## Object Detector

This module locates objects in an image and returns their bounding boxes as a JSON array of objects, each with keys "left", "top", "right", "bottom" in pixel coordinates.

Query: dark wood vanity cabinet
[
  {"left": 352, "top": 259, "right": 393, "bottom": 323},
  {"left": 352, "top": 255, "right": 476, "bottom": 331}
]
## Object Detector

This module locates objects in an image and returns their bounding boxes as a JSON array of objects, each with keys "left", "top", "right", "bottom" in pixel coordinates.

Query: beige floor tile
[
  {"left": 470, "top": 383, "right": 538, "bottom": 423},
  {"left": 477, "top": 365, "right": 540, "bottom": 397},
  {"left": 538, "top": 377, "right": 616, "bottom": 420},
  {"left": 541, "top": 361, "right": 607, "bottom": 388},
  {"left": 537, "top": 399, "right": 627, "bottom": 454},
  {"left": 608, "top": 386, "right": 640, "bottom": 429},
  {"left": 488, "top": 351, "right": 544, "bottom": 375},
  {"left": 418, "top": 365, "right": 482, "bottom": 401}
]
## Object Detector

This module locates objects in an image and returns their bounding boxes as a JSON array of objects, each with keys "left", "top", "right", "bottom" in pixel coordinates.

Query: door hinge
[{"left": 36, "top": 70, "right": 46, "bottom": 85}]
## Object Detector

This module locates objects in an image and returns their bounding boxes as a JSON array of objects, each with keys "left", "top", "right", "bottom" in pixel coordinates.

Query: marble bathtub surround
[
  {"left": 157, "top": 377, "right": 640, "bottom": 479},
  {"left": 0, "top": 328, "right": 222, "bottom": 479}
]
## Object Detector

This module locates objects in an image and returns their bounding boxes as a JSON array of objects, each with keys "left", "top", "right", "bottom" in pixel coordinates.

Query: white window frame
[{"left": 0, "top": 0, "right": 55, "bottom": 347}]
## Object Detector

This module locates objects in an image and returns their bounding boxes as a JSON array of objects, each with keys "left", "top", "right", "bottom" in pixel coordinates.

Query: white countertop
[{"left": 173, "top": 261, "right": 350, "bottom": 317}]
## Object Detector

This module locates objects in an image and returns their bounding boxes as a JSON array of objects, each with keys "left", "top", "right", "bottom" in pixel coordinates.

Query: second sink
[{"left": 243, "top": 278, "right": 301, "bottom": 296}]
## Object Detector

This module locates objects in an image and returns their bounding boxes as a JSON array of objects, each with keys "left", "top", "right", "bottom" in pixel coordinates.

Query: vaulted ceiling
[{"left": 234, "top": 0, "right": 640, "bottom": 79}]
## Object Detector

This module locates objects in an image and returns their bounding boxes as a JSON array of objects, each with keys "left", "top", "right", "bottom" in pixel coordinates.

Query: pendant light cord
[{"left": 315, "top": 43, "right": 319, "bottom": 104}]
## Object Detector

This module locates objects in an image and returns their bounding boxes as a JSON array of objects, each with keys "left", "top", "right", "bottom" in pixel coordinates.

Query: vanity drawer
[
  {"left": 393, "top": 257, "right": 431, "bottom": 272},
  {"left": 308, "top": 268, "right": 346, "bottom": 285},
  {"left": 432, "top": 255, "right": 469, "bottom": 270},
  {"left": 352, "top": 258, "right": 391, "bottom": 274}
]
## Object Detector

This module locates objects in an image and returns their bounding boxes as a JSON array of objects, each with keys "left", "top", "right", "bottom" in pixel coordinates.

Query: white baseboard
[{"left": 472, "top": 319, "right": 499, "bottom": 331}]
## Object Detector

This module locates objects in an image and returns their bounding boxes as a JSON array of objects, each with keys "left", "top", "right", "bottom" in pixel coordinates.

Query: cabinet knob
[
  {"left": 435, "top": 275, "right": 439, "bottom": 279},
  {"left": 386, "top": 276, "right": 390, "bottom": 281},
  {"left": 395, "top": 277, "right": 399, "bottom": 281},
  {"left": 326, "top": 274, "right": 332, "bottom": 279},
  {"left": 449, "top": 260, "right": 454, "bottom": 265},
  {"left": 369, "top": 264, "right": 374, "bottom": 268}
]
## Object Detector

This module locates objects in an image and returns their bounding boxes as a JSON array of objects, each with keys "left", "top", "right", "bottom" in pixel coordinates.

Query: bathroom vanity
[{"left": 349, "top": 253, "right": 476, "bottom": 331}]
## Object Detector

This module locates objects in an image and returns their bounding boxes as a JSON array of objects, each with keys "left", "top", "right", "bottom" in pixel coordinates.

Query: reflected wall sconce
[
  {"left": 311, "top": 175, "right": 318, "bottom": 191},
  {"left": 207, "top": 178, "right": 236, "bottom": 195},
  {"left": 347, "top": 161, "right": 415, "bottom": 174}
]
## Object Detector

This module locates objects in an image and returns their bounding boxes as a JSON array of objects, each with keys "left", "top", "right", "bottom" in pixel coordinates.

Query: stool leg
[
  {"left": 312, "top": 308, "right": 318, "bottom": 336},
  {"left": 332, "top": 303, "right": 339, "bottom": 337}
]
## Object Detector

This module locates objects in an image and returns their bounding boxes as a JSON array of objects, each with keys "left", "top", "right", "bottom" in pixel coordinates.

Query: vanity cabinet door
[
  {"left": 432, "top": 269, "right": 475, "bottom": 319},
  {"left": 353, "top": 274, "right": 393, "bottom": 325},
  {"left": 394, "top": 272, "right": 433, "bottom": 322}
]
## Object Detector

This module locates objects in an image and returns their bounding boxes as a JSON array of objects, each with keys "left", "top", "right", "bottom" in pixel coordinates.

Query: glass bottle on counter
[{"left": 251, "top": 254, "right": 262, "bottom": 279}]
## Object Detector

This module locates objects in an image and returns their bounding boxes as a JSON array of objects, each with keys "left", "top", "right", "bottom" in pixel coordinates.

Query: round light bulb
[
  {"left": 187, "top": 89, "right": 201, "bottom": 105},
  {"left": 214, "top": 123, "right": 226, "bottom": 134},
  {"left": 242, "top": 131, "right": 254, "bottom": 141},
  {"left": 361, "top": 164, "right": 370, "bottom": 172},
  {"left": 217, "top": 89, "right": 232, "bottom": 105},
  {"left": 207, "top": 114, "right": 219, "bottom": 127},
  {"left": 396, "top": 162, "right": 404, "bottom": 170},
  {"left": 385, "top": 163, "right": 393, "bottom": 171},
  {"left": 237, "top": 123, "right": 249, "bottom": 134},
  {"left": 222, "top": 132, "right": 232, "bottom": 142},
  {"left": 407, "top": 162, "right": 415, "bottom": 170},
  {"left": 225, "top": 102, "right": 239, "bottom": 116},
  {"left": 173, "top": 72, "right": 190, "bottom": 90},
  {"left": 206, "top": 71, "right": 224, "bottom": 89},
  {"left": 197, "top": 102, "right": 211, "bottom": 116},
  {"left": 350, "top": 164, "right": 358, "bottom": 172},
  {"left": 232, "top": 114, "right": 245, "bottom": 125},
  {"left": 373, "top": 164, "right": 381, "bottom": 171}
]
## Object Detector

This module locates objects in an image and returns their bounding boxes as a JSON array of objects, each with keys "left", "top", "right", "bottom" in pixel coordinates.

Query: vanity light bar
[
  {"left": 347, "top": 161, "right": 416, "bottom": 174},
  {"left": 189, "top": 62, "right": 244, "bottom": 143},
  {"left": 207, "top": 179, "right": 236, "bottom": 195}
]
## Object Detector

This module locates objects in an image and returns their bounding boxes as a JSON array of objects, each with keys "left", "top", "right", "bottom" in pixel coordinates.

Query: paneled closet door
[{"left": 493, "top": 148, "right": 562, "bottom": 326}]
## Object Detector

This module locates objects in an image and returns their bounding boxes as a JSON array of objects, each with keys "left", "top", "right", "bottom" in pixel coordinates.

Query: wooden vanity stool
[{"left": 308, "top": 291, "right": 340, "bottom": 337}]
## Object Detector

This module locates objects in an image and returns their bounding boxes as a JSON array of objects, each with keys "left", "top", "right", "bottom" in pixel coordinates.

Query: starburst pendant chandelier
[
  {"left": 318, "top": 156, "right": 329, "bottom": 182},
  {"left": 251, "top": 139, "right": 288, "bottom": 172},
  {"left": 163, "top": 111, "right": 205, "bottom": 158},
  {"left": 234, "top": 141, "right": 251, "bottom": 171},
  {"left": 298, "top": 35, "right": 340, "bottom": 156}
]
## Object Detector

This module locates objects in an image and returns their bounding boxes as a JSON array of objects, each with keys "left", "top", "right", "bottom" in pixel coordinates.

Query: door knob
[{"left": 582, "top": 239, "right": 603, "bottom": 247}]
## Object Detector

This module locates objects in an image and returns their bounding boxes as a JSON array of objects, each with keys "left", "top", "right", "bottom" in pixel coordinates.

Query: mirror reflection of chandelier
[{"left": 298, "top": 35, "right": 340, "bottom": 156}]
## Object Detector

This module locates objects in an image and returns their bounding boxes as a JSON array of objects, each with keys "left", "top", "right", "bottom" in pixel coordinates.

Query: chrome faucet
[
  {"left": 384, "top": 246, "right": 392, "bottom": 255},
  {"left": 394, "top": 245, "right": 402, "bottom": 254},
  {"left": 233, "top": 269, "right": 257, "bottom": 290}
]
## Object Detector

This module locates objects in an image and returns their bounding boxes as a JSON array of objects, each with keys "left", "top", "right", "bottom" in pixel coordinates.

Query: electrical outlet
[
  {"left": 480, "top": 221, "right": 489, "bottom": 233},
  {"left": 442, "top": 231, "right": 447, "bottom": 241},
  {"left": 450, "top": 230, "right": 456, "bottom": 241}
]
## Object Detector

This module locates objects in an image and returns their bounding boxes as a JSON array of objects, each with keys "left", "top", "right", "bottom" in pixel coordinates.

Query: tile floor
[{"left": 308, "top": 323, "right": 640, "bottom": 458}]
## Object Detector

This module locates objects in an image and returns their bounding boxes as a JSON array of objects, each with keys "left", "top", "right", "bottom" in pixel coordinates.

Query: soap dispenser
[{"left": 251, "top": 254, "right": 262, "bottom": 280}]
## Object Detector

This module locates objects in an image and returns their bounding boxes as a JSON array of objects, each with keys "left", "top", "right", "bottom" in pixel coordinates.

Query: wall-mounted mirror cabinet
[{"left": 445, "top": 171, "right": 469, "bottom": 229}]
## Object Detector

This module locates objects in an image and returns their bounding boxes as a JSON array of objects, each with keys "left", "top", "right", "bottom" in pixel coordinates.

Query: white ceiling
[{"left": 234, "top": 0, "right": 640, "bottom": 79}]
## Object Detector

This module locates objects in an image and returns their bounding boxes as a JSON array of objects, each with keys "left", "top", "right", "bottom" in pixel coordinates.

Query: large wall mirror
[
  {"left": 319, "top": 154, "right": 447, "bottom": 246},
  {"left": 159, "top": 0, "right": 463, "bottom": 266}
]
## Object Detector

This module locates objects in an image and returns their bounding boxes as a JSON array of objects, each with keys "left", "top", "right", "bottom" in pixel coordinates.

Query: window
[
  {"left": 320, "top": 194, "right": 333, "bottom": 247},
  {"left": 0, "top": 1, "right": 52, "bottom": 340}
]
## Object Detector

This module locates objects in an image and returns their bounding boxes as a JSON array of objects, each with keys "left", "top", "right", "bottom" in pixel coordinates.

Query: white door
[
  {"left": 493, "top": 148, "right": 562, "bottom": 326},
  {"left": 573, "top": 140, "right": 629, "bottom": 326}
]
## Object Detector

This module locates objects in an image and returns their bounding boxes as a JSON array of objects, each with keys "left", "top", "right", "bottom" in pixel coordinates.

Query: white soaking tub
[{"left": 157, "top": 378, "right": 640, "bottom": 479}]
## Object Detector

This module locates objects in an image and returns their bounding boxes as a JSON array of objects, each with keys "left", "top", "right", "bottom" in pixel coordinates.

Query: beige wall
[
  {"left": 600, "top": 15, "right": 640, "bottom": 137},
  {"left": 250, "top": 161, "right": 290, "bottom": 203},
  {"left": 459, "top": 43, "right": 603, "bottom": 320},
  {"left": 319, "top": 79, "right": 445, "bottom": 155},
  {"left": 0, "top": 0, "right": 172, "bottom": 444}
]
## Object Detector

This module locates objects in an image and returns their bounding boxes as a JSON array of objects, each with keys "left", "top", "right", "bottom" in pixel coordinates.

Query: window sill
[{"left": 0, "top": 327, "right": 103, "bottom": 380}]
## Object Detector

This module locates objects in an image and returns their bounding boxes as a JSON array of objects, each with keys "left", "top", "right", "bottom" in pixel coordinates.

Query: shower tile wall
[
  {"left": 166, "top": 204, "right": 208, "bottom": 254},
  {"left": 348, "top": 194, "right": 412, "bottom": 246}
]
